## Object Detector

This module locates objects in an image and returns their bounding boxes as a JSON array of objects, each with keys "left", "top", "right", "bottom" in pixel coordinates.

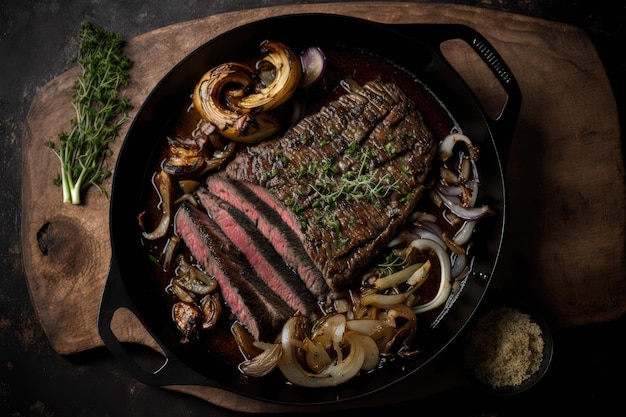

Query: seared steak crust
[{"left": 224, "top": 80, "right": 437, "bottom": 291}]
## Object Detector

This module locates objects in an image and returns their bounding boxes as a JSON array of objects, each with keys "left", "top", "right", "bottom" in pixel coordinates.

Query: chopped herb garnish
[
  {"left": 46, "top": 22, "right": 132, "bottom": 204},
  {"left": 376, "top": 250, "right": 408, "bottom": 275},
  {"left": 345, "top": 141, "right": 358, "bottom": 156}
]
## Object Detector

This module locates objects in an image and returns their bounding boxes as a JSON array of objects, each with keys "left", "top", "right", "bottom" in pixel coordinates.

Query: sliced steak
[
  {"left": 224, "top": 80, "right": 437, "bottom": 292},
  {"left": 194, "top": 186, "right": 318, "bottom": 318},
  {"left": 174, "top": 202, "right": 293, "bottom": 341},
  {"left": 205, "top": 174, "right": 329, "bottom": 300}
]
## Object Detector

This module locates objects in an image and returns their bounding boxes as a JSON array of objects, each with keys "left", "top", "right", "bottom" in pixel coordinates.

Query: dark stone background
[{"left": 1, "top": 1, "right": 624, "bottom": 416}]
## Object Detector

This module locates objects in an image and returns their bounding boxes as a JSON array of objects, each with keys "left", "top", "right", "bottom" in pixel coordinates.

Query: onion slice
[
  {"left": 238, "top": 40, "right": 302, "bottom": 112},
  {"left": 373, "top": 262, "right": 424, "bottom": 290},
  {"left": 141, "top": 170, "right": 173, "bottom": 240},
  {"left": 277, "top": 316, "right": 377, "bottom": 388},
  {"left": 299, "top": 46, "right": 326, "bottom": 89},
  {"left": 410, "top": 239, "right": 452, "bottom": 314},
  {"left": 239, "top": 343, "right": 282, "bottom": 378},
  {"left": 434, "top": 189, "right": 492, "bottom": 220},
  {"left": 438, "top": 131, "right": 478, "bottom": 162},
  {"left": 349, "top": 331, "right": 380, "bottom": 371},
  {"left": 193, "top": 62, "right": 281, "bottom": 143}
]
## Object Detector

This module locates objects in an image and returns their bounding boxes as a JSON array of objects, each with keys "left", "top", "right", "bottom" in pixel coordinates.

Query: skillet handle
[
  {"left": 97, "top": 254, "right": 214, "bottom": 388},
  {"left": 390, "top": 23, "right": 522, "bottom": 169}
]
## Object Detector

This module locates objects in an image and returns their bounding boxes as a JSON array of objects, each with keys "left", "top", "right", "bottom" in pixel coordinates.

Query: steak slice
[
  {"left": 224, "top": 80, "right": 437, "bottom": 292},
  {"left": 194, "top": 186, "right": 318, "bottom": 318},
  {"left": 205, "top": 174, "right": 330, "bottom": 300},
  {"left": 174, "top": 201, "right": 293, "bottom": 341}
]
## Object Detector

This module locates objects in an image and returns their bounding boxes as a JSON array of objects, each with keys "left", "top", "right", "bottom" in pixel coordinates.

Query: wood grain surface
[{"left": 21, "top": 2, "right": 625, "bottom": 412}]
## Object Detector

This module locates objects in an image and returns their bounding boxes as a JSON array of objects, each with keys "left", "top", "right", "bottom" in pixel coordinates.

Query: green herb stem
[{"left": 46, "top": 22, "right": 132, "bottom": 205}]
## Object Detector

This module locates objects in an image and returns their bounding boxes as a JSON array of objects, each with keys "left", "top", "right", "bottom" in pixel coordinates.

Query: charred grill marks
[{"left": 225, "top": 80, "right": 437, "bottom": 292}]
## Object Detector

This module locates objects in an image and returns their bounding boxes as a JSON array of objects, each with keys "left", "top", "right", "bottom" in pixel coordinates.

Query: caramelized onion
[
  {"left": 373, "top": 262, "right": 424, "bottom": 290},
  {"left": 438, "top": 130, "right": 478, "bottom": 162},
  {"left": 239, "top": 343, "right": 282, "bottom": 377},
  {"left": 303, "top": 337, "right": 332, "bottom": 373},
  {"left": 434, "top": 189, "right": 493, "bottom": 220},
  {"left": 170, "top": 282, "right": 195, "bottom": 303},
  {"left": 178, "top": 180, "right": 200, "bottom": 194},
  {"left": 238, "top": 40, "right": 302, "bottom": 112},
  {"left": 346, "top": 319, "right": 388, "bottom": 336},
  {"left": 410, "top": 239, "right": 452, "bottom": 314},
  {"left": 232, "top": 322, "right": 263, "bottom": 359},
  {"left": 348, "top": 320, "right": 395, "bottom": 353},
  {"left": 141, "top": 170, "right": 173, "bottom": 240},
  {"left": 350, "top": 331, "right": 380, "bottom": 371},
  {"left": 200, "top": 292, "right": 221, "bottom": 330},
  {"left": 160, "top": 235, "right": 179, "bottom": 271},
  {"left": 311, "top": 313, "right": 346, "bottom": 351},
  {"left": 453, "top": 220, "right": 477, "bottom": 246},
  {"left": 380, "top": 304, "right": 418, "bottom": 353},
  {"left": 406, "top": 260, "right": 432, "bottom": 286},
  {"left": 174, "top": 273, "right": 213, "bottom": 295},
  {"left": 277, "top": 316, "right": 377, "bottom": 387},
  {"left": 193, "top": 62, "right": 281, "bottom": 143},
  {"left": 201, "top": 141, "right": 239, "bottom": 173},
  {"left": 361, "top": 292, "right": 410, "bottom": 308}
]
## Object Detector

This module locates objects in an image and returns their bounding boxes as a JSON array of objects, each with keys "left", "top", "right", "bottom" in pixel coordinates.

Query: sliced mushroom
[
  {"left": 173, "top": 302, "right": 200, "bottom": 344},
  {"left": 200, "top": 292, "right": 222, "bottom": 330}
]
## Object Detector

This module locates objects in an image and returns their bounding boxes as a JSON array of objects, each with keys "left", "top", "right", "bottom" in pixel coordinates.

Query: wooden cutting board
[{"left": 21, "top": 2, "right": 625, "bottom": 412}]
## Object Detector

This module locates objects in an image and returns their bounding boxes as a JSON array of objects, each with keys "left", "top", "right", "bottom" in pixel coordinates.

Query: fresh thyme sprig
[
  {"left": 46, "top": 21, "right": 132, "bottom": 205},
  {"left": 309, "top": 153, "right": 400, "bottom": 209},
  {"left": 375, "top": 250, "right": 408, "bottom": 276}
]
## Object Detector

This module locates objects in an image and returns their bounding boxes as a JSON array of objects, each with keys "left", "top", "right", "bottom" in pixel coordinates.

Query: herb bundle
[{"left": 46, "top": 22, "right": 132, "bottom": 205}]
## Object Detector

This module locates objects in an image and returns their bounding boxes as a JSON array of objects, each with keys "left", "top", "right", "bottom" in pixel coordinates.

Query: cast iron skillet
[{"left": 98, "top": 14, "right": 521, "bottom": 406}]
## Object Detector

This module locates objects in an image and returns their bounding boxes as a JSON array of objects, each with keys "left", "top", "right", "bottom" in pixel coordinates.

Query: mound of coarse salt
[{"left": 465, "top": 306, "right": 545, "bottom": 388}]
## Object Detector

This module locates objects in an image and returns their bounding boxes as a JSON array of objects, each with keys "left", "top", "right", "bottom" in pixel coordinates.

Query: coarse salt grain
[{"left": 465, "top": 306, "right": 544, "bottom": 388}]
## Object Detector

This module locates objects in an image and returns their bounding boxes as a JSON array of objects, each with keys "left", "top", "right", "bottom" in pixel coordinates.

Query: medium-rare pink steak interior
[
  {"left": 223, "top": 79, "right": 437, "bottom": 292},
  {"left": 174, "top": 201, "right": 294, "bottom": 341},
  {"left": 204, "top": 174, "right": 330, "bottom": 300},
  {"left": 194, "top": 185, "right": 318, "bottom": 318}
]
